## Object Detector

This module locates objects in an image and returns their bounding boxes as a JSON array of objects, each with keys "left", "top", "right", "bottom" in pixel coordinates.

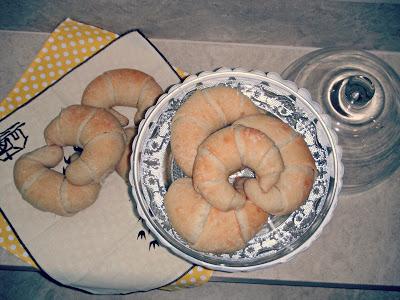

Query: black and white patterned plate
[{"left": 129, "top": 68, "right": 343, "bottom": 272}]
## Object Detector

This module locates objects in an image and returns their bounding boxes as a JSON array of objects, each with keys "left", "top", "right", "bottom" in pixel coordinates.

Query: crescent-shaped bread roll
[
  {"left": 192, "top": 125, "right": 283, "bottom": 211},
  {"left": 234, "top": 114, "right": 317, "bottom": 215},
  {"left": 171, "top": 86, "right": 260, "bottom": 176},
  {"left": 13, "top": 145, "right": 100, "bottom": 216},
  {"left": 164, "top": 178, "right": 268, "bottom": 253},
  {"left": 81, "top": 69, "right": 163, "bottom": 125},
  {"left": 44, "top": 105, "right": 125, "bottom": 185}
]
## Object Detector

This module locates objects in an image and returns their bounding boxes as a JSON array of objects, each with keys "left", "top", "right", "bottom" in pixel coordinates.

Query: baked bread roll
[
  {"left": 44, "top": 105, "right": 125, "bottom": 186},
  {"left": 164, "top": 178, "right": 268, "bottom": 253},
  {"left": 81, "top": 69, "right": 163, "bottom": 125},
  {"left": 13, "top": 145, "right": 100, "bottom": 216},
  {"left": 192, "top": 125, "right": 283, "bottom": 211},
  {"left": 82, "top": 69, "right": 163, "bottom": 181},
  {"left": 171, "top": 86, "right": 259, "bottom": 176},
  {"left": 234, "top": 114, "right": 317, "bottom": 215}
]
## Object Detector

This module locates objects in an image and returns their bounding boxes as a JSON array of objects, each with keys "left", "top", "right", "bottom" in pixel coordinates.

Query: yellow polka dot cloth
[
  {"left": 161, "top": 266, "right": 214, "bottom": 291},
  {"left": 0, "top": 213, "right": 36, "bottom": 267},
  {"left": 0, "top": 18, "right": 118, "bottom": 118},
  {"left": 0, "top": 18, "right": 212, "bottom": 289}
]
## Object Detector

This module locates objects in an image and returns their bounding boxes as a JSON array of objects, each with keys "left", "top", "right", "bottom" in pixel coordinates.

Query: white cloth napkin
[{"left": 0, "top": 31, "right": 191, "bottom": 294}]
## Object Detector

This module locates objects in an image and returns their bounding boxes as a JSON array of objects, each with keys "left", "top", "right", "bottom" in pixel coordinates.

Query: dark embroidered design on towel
[{"left": 0, "top": 122, "right": 28, "bottom": 162}]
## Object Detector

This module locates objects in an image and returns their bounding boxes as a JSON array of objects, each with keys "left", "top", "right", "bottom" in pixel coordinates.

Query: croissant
[
  {"left": 164, "top": 178, "right": 268, "bottom": 253},
  {"left": 171, "top": 86, "right": 259, "bottom": 176},
  {"left": 81, "top": 69, "right": 163, "bottom": 126},
  {"left": 192, "top": 125, "right": 283, "bottom": 211},
  {"left": 13, "top": 145, "right": 100, "bottom": 216},
  {"left": 44, "top": 105, "right": 125, "bottom": 186},
  {"left": 234, "top": 115, "right": 317, "bottom": 215}
]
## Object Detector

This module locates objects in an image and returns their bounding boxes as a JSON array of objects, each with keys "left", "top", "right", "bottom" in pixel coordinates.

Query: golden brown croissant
[
  {"left": 13, "top": 145, "right": 100, "bottom": 216},
  {"left": 234, "top": 114, "right": 317, "bottom": 215},
  {"left": 81, "top": 69, "right": 163, "bottom": 126},
  {"left": 192, "top": 125, "right": 283, "bottom": 211},
  {"left": 44, "top": 105, "right": 125, "bottom": 186}
]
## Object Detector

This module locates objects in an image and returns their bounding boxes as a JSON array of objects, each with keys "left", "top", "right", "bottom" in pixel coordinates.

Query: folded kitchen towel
[{"left": 0, "top": 18, "right": 212, "bottom": 294}]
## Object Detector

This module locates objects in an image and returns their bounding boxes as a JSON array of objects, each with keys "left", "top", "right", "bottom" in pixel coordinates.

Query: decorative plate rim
[{"left": 129, "top": 67, "right": 344, "bottom": 272}]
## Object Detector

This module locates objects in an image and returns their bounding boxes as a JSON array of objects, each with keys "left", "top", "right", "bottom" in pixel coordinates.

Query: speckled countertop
[{"left": 1, "top": 30, "right": 399, "bottom": 289}]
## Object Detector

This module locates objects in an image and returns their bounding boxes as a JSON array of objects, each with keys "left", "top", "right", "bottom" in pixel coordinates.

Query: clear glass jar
[{"left": 283, "top": 48, "right": 400, "bottom": 194}]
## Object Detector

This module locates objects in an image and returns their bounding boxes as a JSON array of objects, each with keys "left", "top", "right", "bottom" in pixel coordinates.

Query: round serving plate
[{"left": 129, "top": 68, "right": 343, "bottom": 272}]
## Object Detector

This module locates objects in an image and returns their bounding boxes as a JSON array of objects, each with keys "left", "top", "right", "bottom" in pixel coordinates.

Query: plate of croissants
[{"left": 130, "top": 68, "right": 343, "bottom": 272}]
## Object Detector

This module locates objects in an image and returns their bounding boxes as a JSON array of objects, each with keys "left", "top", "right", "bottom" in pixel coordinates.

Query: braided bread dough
[
  {"left": 44, "top": 105, "right": 125, "bottom": 186},
  {"left": 13, "top": 146, "right": 100, "bottom": 216},
  {"left": 81, "top": 68, "right": 163, "bottom": 125},
  {"left": 171, "top": 86, "right": 259, "bottom": 176},
  {"left": 193, "top": 125, "right": 283, "bottom": 211},
  {"left": 165, "top": 178, "right": 268, "bottom": 253}
]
